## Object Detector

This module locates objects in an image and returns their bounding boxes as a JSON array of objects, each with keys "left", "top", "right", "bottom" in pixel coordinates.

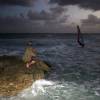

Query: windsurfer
[{"left": 77, "top": 25, "right": 85, "bottom": 48}]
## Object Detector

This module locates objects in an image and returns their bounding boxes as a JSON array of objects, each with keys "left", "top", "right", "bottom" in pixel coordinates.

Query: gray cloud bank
[
  {"left": 0, "top": 4, "right": 72, "bottom": 33},
  {"left": 0, "top": 16, "right": 74, "bottom": 33},
  {"left": 1, "top": 15, "right": 100, "bottom": 33},
  {"left": 82, "top": 14, "right": 100, "bottom": 26},
  {"left": 81, "top": 14, "right": 100, "bottom": 33},
  {"left": 27, "top": 10, "right": 55, "bottom": 20},
  {"left": 0, "top": 0, "right": 100, "bottom": 10},
  {"left": 50, "top": 0, "right": 100, "bottom": 10},
  {"left": 27, "top": 5, "right": 66, "bottom": 20},
  {"left": 0, "top": 0, "right": 36, "bottom": 6},
  {"left": 1, "top": 13, "right": 100, "bottom": 33}
]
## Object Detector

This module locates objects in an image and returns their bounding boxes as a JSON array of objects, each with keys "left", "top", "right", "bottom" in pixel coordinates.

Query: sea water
[{"left": 0, "top": 34, "right": 100, "bottom": 100}]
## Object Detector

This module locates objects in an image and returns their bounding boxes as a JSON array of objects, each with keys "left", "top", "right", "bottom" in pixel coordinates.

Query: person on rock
[{"left": 23, "top": 41, "right": 37, "bottom": 68}]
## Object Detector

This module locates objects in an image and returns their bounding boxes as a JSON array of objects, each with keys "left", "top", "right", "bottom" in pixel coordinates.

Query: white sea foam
[
  {"left": 31, "top": 79, "right": 54, "bottom": 96},
  {"left": 18, "top": 79, "right": 54, "bottom": 99}
]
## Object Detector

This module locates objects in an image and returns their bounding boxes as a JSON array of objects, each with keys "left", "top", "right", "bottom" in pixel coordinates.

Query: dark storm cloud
[
  {"left": 0, "top": 14, "right": 70, "bottom": 33},
  {"left": 50, "top": 0, "right": 100, "bottom": 10},
  {"left": 0, "top": 16, "right": 29, "bottom": 25},
  {"left": 27, "top": 5, "right": 66, "bottom": 21},
  {"left": 50, "top": 5, "right": 65, "bottom": 14},
  {"left": 82, "top": 14, "right": 100, "bottom": 26},
  {"left": 27, "top": 10, "right": 55, "bottom": 20},
  {"left": 0, "top": 0, "right": 36, "bottom": 6},
  {"left": 0, "top": 16, "right": 42, "bottom": 33}
]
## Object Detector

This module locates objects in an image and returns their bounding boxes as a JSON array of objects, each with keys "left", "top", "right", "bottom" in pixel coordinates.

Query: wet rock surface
[{"left": 0, "top": 56, "right": 50, "bottom": 96}]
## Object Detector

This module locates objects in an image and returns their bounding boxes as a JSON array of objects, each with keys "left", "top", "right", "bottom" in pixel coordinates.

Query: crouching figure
[
  {"left": 22, "top": 41, "right": 50, "bottom": 81},
  {"left": 22, "top": 41, "right": 37, "bottom": 68}
]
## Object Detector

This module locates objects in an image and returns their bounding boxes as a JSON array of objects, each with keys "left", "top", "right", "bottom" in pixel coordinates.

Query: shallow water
[{"left": 0, "top": 34, "right": 100, "bottom": 100}]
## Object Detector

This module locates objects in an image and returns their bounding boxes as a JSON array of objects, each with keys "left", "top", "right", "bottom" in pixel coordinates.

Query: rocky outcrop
[{"left": 0, "top": 55, "right": 50, "bottom": 96}]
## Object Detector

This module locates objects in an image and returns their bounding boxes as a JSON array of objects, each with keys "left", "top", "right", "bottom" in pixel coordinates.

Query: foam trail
[
  {"left": 31, "top": 79, "right": 54, "bottom": 96},
  {"left": 94, "top": 88, "right": 100, "bottom": 96}
]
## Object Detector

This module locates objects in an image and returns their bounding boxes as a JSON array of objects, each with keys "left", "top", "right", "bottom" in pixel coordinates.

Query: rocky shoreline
[{"left": 0, "top": 55, "right": 50, "bottom": 96}]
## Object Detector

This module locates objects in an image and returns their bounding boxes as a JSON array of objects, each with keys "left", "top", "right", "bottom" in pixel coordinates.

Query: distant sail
[{"left": 77, "top": 25, "right": 85, "bottom": 47}]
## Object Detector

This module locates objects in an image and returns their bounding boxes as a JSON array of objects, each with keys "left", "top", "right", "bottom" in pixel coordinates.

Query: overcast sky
[{"left": 0, "top": 0, "right": 100, "bottom": 33}]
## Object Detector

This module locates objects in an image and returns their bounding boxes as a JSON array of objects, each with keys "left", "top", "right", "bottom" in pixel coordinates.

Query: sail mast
[{"left": 77, "top": 25, "right": 85, "bottom": 47}]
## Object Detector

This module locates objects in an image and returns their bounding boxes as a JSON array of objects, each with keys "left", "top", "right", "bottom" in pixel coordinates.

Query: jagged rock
[{"left": 0, "top": 55, "right": 50, "bottom": 96}]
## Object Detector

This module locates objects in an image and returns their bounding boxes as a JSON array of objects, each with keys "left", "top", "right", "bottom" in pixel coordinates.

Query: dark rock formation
[{"left": 0, "top": 55, "right": 50, "bottom": 96}]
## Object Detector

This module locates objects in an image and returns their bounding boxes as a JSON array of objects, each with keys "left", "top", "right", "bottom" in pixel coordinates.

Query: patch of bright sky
[
  {"left": 93, "top": 11, "right": 100, "bottom": 18},
  {"left": 65, "top": 5, "right": 92, "bottom": 25}
]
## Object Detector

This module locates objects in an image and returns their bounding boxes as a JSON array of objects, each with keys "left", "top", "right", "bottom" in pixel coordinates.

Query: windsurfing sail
[{"left": 77, "top": 25, "right": 85, "bottom": 47}]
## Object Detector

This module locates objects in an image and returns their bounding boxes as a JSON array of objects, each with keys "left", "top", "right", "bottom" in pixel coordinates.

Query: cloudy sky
[{"left": 0, "top": 0, "right": 100, "bottom": 33}]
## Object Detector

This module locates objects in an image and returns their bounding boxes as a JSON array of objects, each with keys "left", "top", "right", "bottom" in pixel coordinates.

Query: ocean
[{"left": 0, "top": 33, "right": 100, "bottom": 100}]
